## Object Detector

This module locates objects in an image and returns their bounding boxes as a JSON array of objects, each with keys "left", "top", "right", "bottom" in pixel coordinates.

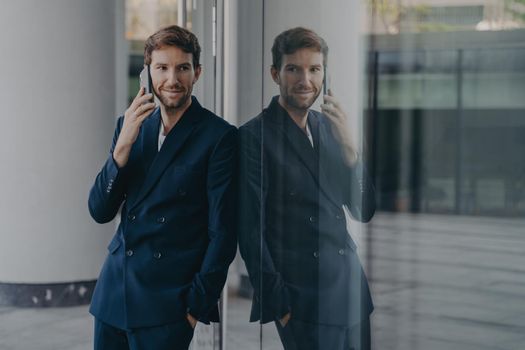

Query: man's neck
[
  {"left": 278, "top": 96, "right": 308, "bottom": 133},
  {"left": 160, "top": 98, "right": 192, "bottom": 135}
]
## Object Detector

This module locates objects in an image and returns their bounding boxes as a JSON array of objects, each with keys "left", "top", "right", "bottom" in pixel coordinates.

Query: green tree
[
  {"left": 505, "top": 0, "right": 525, "bottom": 22},
  {"left": 366, "top": 0, "right": 453, "bottom": 33},
  {"left": 366, "top": 0, "right": 403, "bottom": 34}
]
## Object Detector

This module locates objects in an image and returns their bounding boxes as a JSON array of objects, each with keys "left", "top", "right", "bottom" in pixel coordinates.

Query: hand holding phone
[
  {"left": 113, "top": 86, "right": 155, "bottom": 168},
  {"left": 321, "top": 87, "right": 358, "bottom": 165}
]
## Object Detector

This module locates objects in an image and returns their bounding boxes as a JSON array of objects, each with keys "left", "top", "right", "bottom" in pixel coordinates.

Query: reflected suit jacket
[
  {"left": 88, "top": 97, "right": 237, "bottom": 329},
  {"left": 239, "top": 96, "right": 375, "bottom": 327}
]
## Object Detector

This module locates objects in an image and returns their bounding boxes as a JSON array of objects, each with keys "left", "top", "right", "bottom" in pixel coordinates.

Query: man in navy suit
[
  {"left": 88, "top": 25, "right": 237, "bottom": 350},
  {"left": 239, "top": 27, "right": 375, "bottom": 350}
]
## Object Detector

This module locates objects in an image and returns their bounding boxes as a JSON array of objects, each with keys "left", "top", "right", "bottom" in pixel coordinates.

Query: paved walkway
[
  {"left": 366, "top": 213, "right": 525, "bottom": 350},
  {"left": 1, "top": 213, "right": 524, "bottom": 349}
]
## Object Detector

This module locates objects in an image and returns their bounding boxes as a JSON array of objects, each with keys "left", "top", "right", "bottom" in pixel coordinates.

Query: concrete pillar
[{"left": 0, "top": 0, "right": 125, "bottom": 306}]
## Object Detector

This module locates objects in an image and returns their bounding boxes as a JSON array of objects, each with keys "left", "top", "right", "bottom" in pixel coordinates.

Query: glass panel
[
  {"left": 119, "top": 2, "right": 525, "bottom": 350},
  {"left": 236, "top": 1, "right": 376, "bottom": 349},
  {"left": 458, "top": 48, "right": 525, "bottom": 216},
  {"left": 377, "top": 51, "right": 458, "bottom": 109},
  {"left": 463, "top": 48, "right": 525, "bottom": 109},
  {"left": 373, "top": 50, "right": 459, "bottom": 213},
  {"left": 365, "top": 4, "right": 525, "bottom": 350}
]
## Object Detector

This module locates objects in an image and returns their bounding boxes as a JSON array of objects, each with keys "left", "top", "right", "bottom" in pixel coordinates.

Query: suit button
[
  {"left": 153, "top": 252, "right": 162, "bottom": 259},
  {"left": 128, "top": 214, "right": 136, "bottom": 221},
  {"left": 313, "top": 251, "right": 319, "bottom": 258},
  {"left": 126, "top": 249, "right": 134, "bottom": 257},
  {"left": 157, "top": 217, "right": 166, "bottom": 223},
  {"left": 178, "top": 189, "right": 187, "bottom": 196},
  {"left": 309, "top": 216, "right": 317, "bottom": 223},
  {"left": 289, "top": 191, "right": 296, "bottom": 196},
  {"left": 335, "top": 214, "right": 343, "bottom": 220},
  {"left": 338, "top": 249, "right": 345, "bottom": 255}
]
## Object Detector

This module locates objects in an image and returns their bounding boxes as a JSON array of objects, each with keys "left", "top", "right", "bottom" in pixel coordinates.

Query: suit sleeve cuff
[
  {"left": 257, "top": 272, "right": 291, "bottom": 323},
  {"left": 185, "top": 272, "right": 224, "bottom": 322}
]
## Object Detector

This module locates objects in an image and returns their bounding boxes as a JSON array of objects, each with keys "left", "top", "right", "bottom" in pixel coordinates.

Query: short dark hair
[
  {"left": 144, "top": 25, "right": 201, "bottom": 68},
  {"left": 271, "top": 27, "right": 328, "bottom": 70}
]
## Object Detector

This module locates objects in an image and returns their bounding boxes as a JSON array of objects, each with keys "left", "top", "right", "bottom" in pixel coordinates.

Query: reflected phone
[
  {"left": 139, "top": 65, "right": 153, "bottom": 100},
  {"left": 323, "top": 66, "right": 330, "bottom": 96}
]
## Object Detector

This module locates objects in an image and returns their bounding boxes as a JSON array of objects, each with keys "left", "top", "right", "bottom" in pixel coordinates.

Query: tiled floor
[
  {"left": 366, "top": 213, "right": 525, "bottom": 350},
  {"left": 1, "top": 213, "right": 524, "bottom": 349}
]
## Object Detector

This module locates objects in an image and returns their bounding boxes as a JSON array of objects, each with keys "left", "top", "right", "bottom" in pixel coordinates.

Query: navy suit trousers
[{"left": 94, "top": 318, "right": 194, "bottom": 350}]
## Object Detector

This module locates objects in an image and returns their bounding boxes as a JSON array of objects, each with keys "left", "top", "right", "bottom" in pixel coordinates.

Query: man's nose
[
  {"left": 297, "top": 70, "right": 312, "bottom": 87},
  {"left": 167, "top": 69, "right": 180, "bottom": 86}
]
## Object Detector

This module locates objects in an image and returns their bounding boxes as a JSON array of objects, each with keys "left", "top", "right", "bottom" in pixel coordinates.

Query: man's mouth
[
  {"left": 164, "top": 89, "right": 185, "bottom": 96},
  {"left": 294, "top": 88, "right": 314, "bottom": 93},
  {"left": 294, "top": 90, "right": 314, "bottom": 96}
]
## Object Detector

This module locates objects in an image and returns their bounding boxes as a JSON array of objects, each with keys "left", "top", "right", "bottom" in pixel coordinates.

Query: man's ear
[
  {"left": 271, "top": 66, "right": 280, "bottom": 85},
  {"left": 193, "top": 65, "right": 202, "bottom": 83}
]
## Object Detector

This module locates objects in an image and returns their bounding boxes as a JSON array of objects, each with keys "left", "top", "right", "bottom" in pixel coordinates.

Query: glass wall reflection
[
  {"left": 123, "top": 1, "right": 525, "bottom": 349},
  {"left": 363, "top": 2, "right": 525, "bottom": 349},
  {"left": 233, "top": 1, "right": 374, "bottom": 349},
  {"left": 369, "top": 43, "right": 525, "bottom": 217},
  {"left": 229, "top": 2, "right": 525, "bottom": 350}
]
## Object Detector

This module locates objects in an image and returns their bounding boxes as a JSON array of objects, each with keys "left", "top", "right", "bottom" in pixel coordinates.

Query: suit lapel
[
  {"left": 264, "top": 96, "right": 342, "bottom": 208},
  {"left": 316, "top": 116, "right": 345, "bottom": 208},
  {"left": 141, "top": 108, "right": 161, "bottom": 174},
  {"left": 308, "top": 111, "right": 320, "bottom": 152},
  {"left": 283, "top": 117, "right": 320, "bottom": 182},
  {"left": 267, "top": 98, "right": 320, "bottom": 183},
  {"left": 129, "top": 97, "right": 204, "bottom": 211}
]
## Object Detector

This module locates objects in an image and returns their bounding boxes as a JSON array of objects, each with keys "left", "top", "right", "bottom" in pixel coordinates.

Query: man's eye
[
  {"left": 178, "top": 66, "right": 190, "bottom": 72},
  {"left": 311, "top": 67, "right": 321, "bottom": 73},
  {"left": 286, "top": 66, "right": 297, "bottom": 72},
  {"left": 157, "top": 66, "right": 167, "bottom": 71}
]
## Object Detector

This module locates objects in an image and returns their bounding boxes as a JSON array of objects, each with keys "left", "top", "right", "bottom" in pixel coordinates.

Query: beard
[
  {"left": 154, "top": 85, "right": 192, "bottom": 112},
  {"left": 281, "top": 86, "right": 321, "bottom": 113}
]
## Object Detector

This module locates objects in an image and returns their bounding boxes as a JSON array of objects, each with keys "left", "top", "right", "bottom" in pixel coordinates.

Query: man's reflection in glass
[{"left": 239, "top": 27, "right": 375, "bottom": 350}]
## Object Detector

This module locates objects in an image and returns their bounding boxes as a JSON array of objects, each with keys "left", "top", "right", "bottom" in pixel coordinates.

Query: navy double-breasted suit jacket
[
  {"left": 88, "top": 97, "right": 237, "bottom": 329},
  {"left": 239, "top": 96, "right": 375, "bottom": 327}
]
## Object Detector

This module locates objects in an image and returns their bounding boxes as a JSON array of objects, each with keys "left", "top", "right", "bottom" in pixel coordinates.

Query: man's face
[
  {"left": 271, "top": 48, "right": 324, "bottom": 113},
  {"left": 149, "top": 45, "right": 201, "bottom": 111}
]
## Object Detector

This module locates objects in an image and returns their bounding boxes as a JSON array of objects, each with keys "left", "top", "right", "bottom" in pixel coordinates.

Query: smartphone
[
  {"left": 139, "top": 65, "right": 153, "bottom": 96},
  {"left": 323, "top": 65, "right": 330, "bottom": 96}
]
